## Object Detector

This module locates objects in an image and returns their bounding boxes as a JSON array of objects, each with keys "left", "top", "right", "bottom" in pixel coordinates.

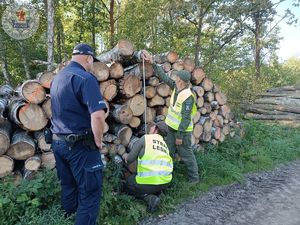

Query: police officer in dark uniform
[{"left": 50, "top": 43, "right": 107, "bottom": 225}]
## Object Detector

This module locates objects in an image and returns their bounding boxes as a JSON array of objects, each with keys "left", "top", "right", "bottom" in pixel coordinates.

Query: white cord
[{"left": 142, "top": 58, "right": 147, "bottom": 134}]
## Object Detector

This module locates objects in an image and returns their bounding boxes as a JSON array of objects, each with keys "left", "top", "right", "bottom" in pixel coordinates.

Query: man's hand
[
  {"left": 176, "top": 138, "right": 183, "bottom": 146},
  {"left": 141, "top": 50, "right": 153, "bottom": 64},
  {"left": 122, "top": 153, "right": 129, "bottom": 163},
  {"left": 95, "top": 138, "right": 103, "bottom": 151}
]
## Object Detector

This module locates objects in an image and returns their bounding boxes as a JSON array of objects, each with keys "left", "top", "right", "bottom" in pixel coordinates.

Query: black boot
[{"left": 143, "top": 194, "right": 160, "bottom": 213}]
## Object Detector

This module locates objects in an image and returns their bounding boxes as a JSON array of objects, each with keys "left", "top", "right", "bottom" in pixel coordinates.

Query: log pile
[
  {"left": 0, "top": 80, "right": 55, "bottom": 179},
  {"left": 0, "top": 39, "right": 236, "bottom": 179},
  {"left": 245, "top": 85, "right": 300, "bottom": 126}
]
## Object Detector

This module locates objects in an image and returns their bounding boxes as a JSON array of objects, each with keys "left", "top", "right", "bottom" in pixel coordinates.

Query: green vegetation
[{"left": 1, "top": 120, "right": 300, "bottom": 225}]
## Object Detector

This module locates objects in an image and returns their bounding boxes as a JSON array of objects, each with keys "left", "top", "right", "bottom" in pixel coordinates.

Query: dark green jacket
[
  {"left": 153, "top": 64, "right": 194, "bottom": 139},
  {"left": 127, "top": 136, "right": 145, "bottom": 164}
]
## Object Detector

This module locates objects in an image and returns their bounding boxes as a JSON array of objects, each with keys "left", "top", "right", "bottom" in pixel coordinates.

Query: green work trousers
[{"left": 166, "top": 128, "right": 199, "bottom": 181}]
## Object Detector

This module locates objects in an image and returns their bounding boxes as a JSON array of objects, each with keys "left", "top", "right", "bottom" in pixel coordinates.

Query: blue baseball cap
[{"left": 72, "top": 43, "right": 99, "bottom": 62}]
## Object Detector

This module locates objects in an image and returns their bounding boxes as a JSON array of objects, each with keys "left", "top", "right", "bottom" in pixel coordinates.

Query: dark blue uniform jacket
[{"left": 50, "top": 61, "right": 107, "bottom": 135}]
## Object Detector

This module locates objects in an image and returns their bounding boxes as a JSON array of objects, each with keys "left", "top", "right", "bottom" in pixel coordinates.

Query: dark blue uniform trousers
[{"left": 52, "top": 139, "right": 103, "bottom": 225}]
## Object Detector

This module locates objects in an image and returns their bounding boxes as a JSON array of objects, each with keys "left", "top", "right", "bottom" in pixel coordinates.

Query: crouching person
[{"left": 122, "top": 121, "right": 173, "bottom": 212}]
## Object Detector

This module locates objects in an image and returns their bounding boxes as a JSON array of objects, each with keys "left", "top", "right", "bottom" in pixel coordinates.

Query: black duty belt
[
  {"left": 53, "top": 133, "right": 91, "bottom": 142},
  {"left": 53, "top": 132, "right": 97, "bottom": 150}
]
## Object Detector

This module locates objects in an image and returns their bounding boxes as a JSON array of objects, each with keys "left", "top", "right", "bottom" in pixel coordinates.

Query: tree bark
[
  {"left": 17, "top": 80, "right": 46, "bottom": 104},
  {"left": 0, "top": 52, "right": 11, "bottom": 84},
  {"left": 0, "top": 155, "right": 14, "bottom": 178},
  {"left": 41, "top": 152, "right": 56, "bottom": 169},
  {"left": 0, "top": 120, "right": 11, "bottom": 155},
  {"left": 100, "top": 79, "right": 118, "bottom": 101},
  {"left": 47, "top": 0, "right": 55, "bottom": 71},
  {"left": 18, "top": 42, "right": 31, "bottom": 79},
  {"left": 112, "top": 104, "right": 133, "bottom": 124},
  {"left": 92, "top": 62, "right": 110, "bottom": 81},
  {"left": 25, "top": 156, "right": 41, "bottom": 171},
  {"left": 7, "top": 131, "right": 36, "bottom": 160}
]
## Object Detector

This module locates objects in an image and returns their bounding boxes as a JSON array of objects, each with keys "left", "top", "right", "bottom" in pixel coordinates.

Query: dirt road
[{"left": 139, "top": 160, "right": 300, "bottom": 225}]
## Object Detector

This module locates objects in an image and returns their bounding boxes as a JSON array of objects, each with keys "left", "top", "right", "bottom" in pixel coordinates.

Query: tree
[{"left": 47, "top": 0, "right": 55, "bottom": 71}]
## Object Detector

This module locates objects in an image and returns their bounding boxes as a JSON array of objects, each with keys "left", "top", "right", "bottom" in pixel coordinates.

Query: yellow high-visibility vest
[
  {"left": 165, "top": 88, "right": 196, "bottom": 132},
  {"left": 136, "top": 134, "right": 173, "bottom": 185}
]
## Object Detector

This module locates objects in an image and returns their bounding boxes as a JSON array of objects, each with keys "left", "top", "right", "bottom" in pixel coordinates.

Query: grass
[{"left": 2, "top": 120, "right": 300, "bottom": 225}]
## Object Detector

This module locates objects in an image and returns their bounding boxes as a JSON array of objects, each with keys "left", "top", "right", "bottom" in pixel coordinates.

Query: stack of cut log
[
  {"left": 92, "top": 40, "right": 235, "bottom": 159},
  {"left": 0, "top": 75, "right": 56, "bottom": 179},
  {"left": 245, "top": 85, "right": 300, "bottom": 126},
  {"left": 0, "top": 39, "right": 235, "bottom": 179}
]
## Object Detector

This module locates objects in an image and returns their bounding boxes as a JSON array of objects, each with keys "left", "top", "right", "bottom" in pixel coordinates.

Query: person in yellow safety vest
[
  {"left": 141, "top": 50, "right": 200, "bottom": 184},
  {"left": 122, "top": 121, "right": 173, "bottom": 212}
]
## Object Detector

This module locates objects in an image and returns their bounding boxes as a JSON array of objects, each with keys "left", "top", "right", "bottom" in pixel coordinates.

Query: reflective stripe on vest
[
  {"left": 165, "top": 88, "right": 196, "bottom": 132},
  {"left": 136, "top": 134, "right": 173, "bottom": 185}
]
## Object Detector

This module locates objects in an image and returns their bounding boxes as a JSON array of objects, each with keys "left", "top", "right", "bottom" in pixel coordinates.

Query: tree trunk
[
  {"left": 129, "top": 116, "right": 141, "bottom": 128},
  {"left": 124, "top": 62, "right": 154, "bottom": 79},
  {"left": 154, "top": 51, "right": 178, "bottom": 64},
  {"left": 34, "top": 131, "right": 51, "bottom": 152},
  {"left": 14, "top": 102, "right": 48, "bottom": 131},
  {"left": 142, "top": 107, "right": 156, "bottom": 123},
  {"left": 91, "top": 0, "right": 96, "bottom": 49},
  {"left": 147, "top": 77, "right": 160, "bottom": 87},
  {"left": 37, "top": 71, "right": 55, "bottom": 89},
  {"left": 145, "top": 86, "right": 156, "bottom": 99},
  {"left": 111, "top": 123, "right": 133, "bottom": 147},
  {"left": 0, "top": 84, "right": 14, "bottom": 98},
  {"left": 0, "top": 120, "right": 11, "bottom": 155},
  {"left": 192, "top": 111, "right": 201, "bottom": 124},
  {"left": 193, "top": 123, "right": 203, "bottom": 139},
  {"left": 148, "top": 95, "right": 165, "bottom": 107},
  {"left": 119, "top": 75, "right": 141, "bottom": 98},
  {"left": 109, "top": 62, "right": 124, "bottom": 79},
  {"left": 126, "top": 94, "right": 145, "bottom": 116},
  {"left": 0, "top": 155, "right": 14, "bottom": 178},
  {"left": 8, "top": 98, "right": 26, "bottom": 127},
  {"left": 194, "top": 16, "right": 203, "bottom": 67},
  {"left": 172, "top": 60, "right": 184, "bottom": 71},
  {"left": 42, "top": 96, "right": 52, "bottom": 119},
  {"left": 0, "top": 98, "right": 8, "bottom": 122},
  {"left": 192, "top": 68, "right": 206, "bottom": 85},
  {"left": 202, "top": 78, "right": 214, "bottom": 91},
  {"left": 112, "top": 104, "right": 133, "bottom": 124},
  {"left": 56, "top": 17, "right": 62, "bottom": 63},
  {"left": 255, "top": 97, "right": 300, "bottom": 107},
  {"left": 41, "top": 152, "right": 56, "bottom": 169},
  {"left": 19, "top": 42, "right": 31, "bottom": 79},
  {"left": 7, "top": 131, "right": 36, "bottom": 160},
  {"left": 47, "top": 0, "right": 55, "bottom": 71},
  {"left": 92, "top": 62, "right": 110, "bottom": 81},
  {"left": 100, "top": 79, "right": 118, "bottom": 102},
  {"left": 253, "top": 10, "right": 261, "bottom": 79},
  {"left": 25, "top": 156, "right": 41, "bottom": 171},
  {"left": 182, "top": 57, "right": 195, "bottom": 72},
  {"left": 97, "top": 39, "right": 135, "bottom": 63},
  {"left": 247, "top": 103, "right": 300, "bottom": 114},
  {"left": 109, "top": 0, "right": 115, "bottom": 48},
  {"left": 193, "top": 86, "right": 205, "bottom": 97},
  {"left": 204, "top": 92, "right": 214, "bottom": 102},
  {"left": 0, "top": 53, "right": 11, "bottom": 84},
  {"left": 156, "top": 83, "right": 171, "bottom": 97},
  {"left": 17, "top": 80, "right": 46, "bottom": 104}
]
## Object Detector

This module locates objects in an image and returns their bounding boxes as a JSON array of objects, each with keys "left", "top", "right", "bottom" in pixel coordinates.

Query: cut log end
[{"left": 0, "top": 155, "right": 14, "bottom": 178}]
